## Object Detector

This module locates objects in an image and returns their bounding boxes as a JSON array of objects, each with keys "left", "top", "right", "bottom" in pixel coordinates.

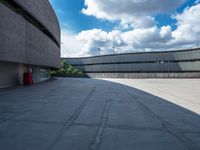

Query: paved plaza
[{"left": 0, "top": 78, "right": 200, "bottom": 150}]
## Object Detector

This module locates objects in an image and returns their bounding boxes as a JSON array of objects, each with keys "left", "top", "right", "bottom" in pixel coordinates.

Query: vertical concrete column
[{"left": 18, "top": 64, "right": 24, "bottom": 85}]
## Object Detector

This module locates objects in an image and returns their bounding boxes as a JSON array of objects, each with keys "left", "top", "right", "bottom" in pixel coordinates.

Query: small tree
[{"left": 51, "top": 61, "right": 82, "bottom": 76}]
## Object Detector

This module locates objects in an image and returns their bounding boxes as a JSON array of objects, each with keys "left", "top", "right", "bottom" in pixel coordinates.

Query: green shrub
[{"left": 51, "top": 61, "right": 83, "bottom": 76}]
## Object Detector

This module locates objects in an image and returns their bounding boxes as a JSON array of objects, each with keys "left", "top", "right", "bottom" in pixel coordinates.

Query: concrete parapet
[
  {"left": 86, "top": 73, "right": 200, "bottom": 78},
  {"left": 63, "top": 48, "right": 200, "bottom": 78}
]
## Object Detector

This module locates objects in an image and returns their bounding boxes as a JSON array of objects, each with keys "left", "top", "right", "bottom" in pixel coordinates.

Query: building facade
[
  {"left": 0, "top": 0, "right": 60, "bottom": 87},
  {"left": 63, "top": 48, "right": 200, "bottom": 78}
]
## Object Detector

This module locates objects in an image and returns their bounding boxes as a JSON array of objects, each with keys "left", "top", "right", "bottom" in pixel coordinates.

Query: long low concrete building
[
  {"left": 0, "top": 0, "right": 60, "bottom": 87},
  {"left": 63, "top": 48, "right": 200, "bottom": 78}
]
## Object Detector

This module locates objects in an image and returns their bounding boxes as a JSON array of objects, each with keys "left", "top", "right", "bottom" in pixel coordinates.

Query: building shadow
[{"left": 0, "top": 77, "right": 199, "bottom": 150}]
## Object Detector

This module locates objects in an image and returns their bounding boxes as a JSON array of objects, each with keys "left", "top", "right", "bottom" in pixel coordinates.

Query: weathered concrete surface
[
  {"left": 0, "top": 2, "right": 60, "bottom": 68},
  {"left": 103, "top": 78, "right": 200, "bottom": 114},
  {"left": 63, "top": 48, "right": 200, "bottom": 73},
  {"left": 13, "top": 0, "right": 60, "bottom": 44},
  {"left": 0, "top": 78, "right": 200, "bottom": 150},
  {"left": 86, "top": 72, "right": 200, "bottom": 78}
]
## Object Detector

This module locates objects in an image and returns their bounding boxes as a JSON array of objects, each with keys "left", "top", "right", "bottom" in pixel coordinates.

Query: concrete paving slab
[
  {"left": 107, "top": 102, "right": 162, "bottom": 128},
  {"left": 104, "top": 78, "right": 200, "bottom": 114},
  {"left": 0, "top": 102, "right": 44, "bottom": 122},
  {"left": 0, "top": 102, "right": 43, "bottom": 113},
  {"left": 0, "top": 121, "right": 62, "bottom": 150},
  {"left": 0, "top": 113, "right": 14, "bottom": 122},
  {"left": 15, "top": 101, "right": 82, "bottom": 123},
  {"left": 50, "top": 126, "right": 97, "bottom": 150},
  {"left": 141, "top": 99, "right": 200, "bottom": 131},
  {"left": 75, "top": 102, "right": 106, "bottom": 124},
  {"left": 99, "top": 128, "right": 190, "bottom": 150},
  {"left": 184, "top": 133, "right": 200, "bottom": 148},
  {"left": 0, "top": 78, "right": 200, "bottom": 150}
]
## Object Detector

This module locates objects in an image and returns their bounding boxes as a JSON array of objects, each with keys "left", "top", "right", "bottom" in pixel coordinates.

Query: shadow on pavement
[{"left": 0, "top": 77, "right": 199, "bottom": 150}]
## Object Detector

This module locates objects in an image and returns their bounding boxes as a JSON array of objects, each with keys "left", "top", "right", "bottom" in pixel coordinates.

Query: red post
[{"left": 23, "top": 73, "right": 33, "bottom": 85}]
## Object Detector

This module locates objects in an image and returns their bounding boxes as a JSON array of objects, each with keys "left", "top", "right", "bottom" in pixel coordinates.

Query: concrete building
[
  {"left": 0, "top": 0, "right": 60, "bottom": 87},
  {"left": 63, "top": 48, "right": 200, "bottom": 78}
]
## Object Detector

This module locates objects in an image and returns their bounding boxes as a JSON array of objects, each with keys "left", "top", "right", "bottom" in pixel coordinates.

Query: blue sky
[
  {"left": 50, "top": 0, "right": 118, "bottom": 32},
  {"left": 49, "top": 0, "right": 200, "bottom": 57}
]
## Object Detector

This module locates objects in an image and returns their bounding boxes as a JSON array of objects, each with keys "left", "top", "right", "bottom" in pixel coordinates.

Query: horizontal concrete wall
[
  {"left": 0, "top": 1, "right": 60, "bottom": 68},
  {"left": 63, "top": 49, "right": 200, "bottom": 78},
  {"left": 66, "top": 49, "right": 200, "bottom": 65},
  {"left": 86, "top": 73, "right": 200, "bottom": 78},
  {"left": 13, "top": 0, "right": 60, "bottom": 44},
  {"left": 73, "top": 62, "right": 200, "bottom": 72}
]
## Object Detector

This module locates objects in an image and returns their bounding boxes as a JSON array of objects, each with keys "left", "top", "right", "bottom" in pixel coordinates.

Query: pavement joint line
[
  {"left": 46, "top": 85, "right": 97, "bottom": 150},
  {"left": 64, "top": 86, "right": 97, "bottom": 126},
  {"left": 108, "top": 101, "right": 136, "bottom": 104},
  {"left": 126, "top": 86, "right": 200, "bottom": 150},
  {"left": 69, "top": 123, "right": 165, "bottom": 132},
  {"left": 1, "top": 102, "right": 51, "bottom": 123},
  {"left": 0, "top": 110, "right": 33, "bottom": 123},
  {"left": 105, "top": 124, "right": 163, "bottom": 131},
  {"left": 0, "top": 84, "right": 94, "bottom": 125},
  {"left": 9, "top": 119, "right": 65, "bottom": 126},
  {"left": 181, "top": 130, "right": 200, "bottom": 134},
  {"left": 89, "top": 99, "right": 112, "bottom": 150},
  {"left": 73, "top": 123, "right": 99, "bottom": 127},
  {"left": 163, "top": 123, "right": 200, "bottom": 150},
  {"left": 0, "top": 99, "right": 56, "bottom": 124},
  {"left": 1, "top": 78, "right": 200, "bottom": 149}
]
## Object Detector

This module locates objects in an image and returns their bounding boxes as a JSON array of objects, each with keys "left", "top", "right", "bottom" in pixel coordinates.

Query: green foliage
[{"left": 51, "top": 61, "right": 83, "bottom": 76}]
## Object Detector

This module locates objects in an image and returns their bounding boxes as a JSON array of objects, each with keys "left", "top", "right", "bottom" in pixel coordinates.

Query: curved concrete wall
[
  {"left": 13, "top": 0, "right": 60, "bottom": 44},
  {"left": 0, "top": 0, "right": 60, "bottom": 68},
  {"left": 63, "top": 49, "right": 200, "bottom": 78}
]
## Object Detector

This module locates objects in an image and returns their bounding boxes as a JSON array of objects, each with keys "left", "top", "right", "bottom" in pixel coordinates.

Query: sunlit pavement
[{"left": 0, "top": 78, "right": 200, "bottom": 150}]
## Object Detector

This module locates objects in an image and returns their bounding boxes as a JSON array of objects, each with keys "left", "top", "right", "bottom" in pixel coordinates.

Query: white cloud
[
  {"left": 82, "top": 0, "right": 185, "bottom": 28},
  {"left": 170, "top": 4, "right": 200, "bottom": 46},
  {"left": 72, "top": 26, "right": 173, "bottom": 56},
  {"left": 76, "top": 29, "right": 126, "bottom": 55},
  {"left": 60, "top": 1, "right": 200, "bottom": 57},
  {"left": 160, "top": 26, "right": 172, "bottom": 41},
  {"left": 83, "top": 0, "right": 185, "bottom": 16},
  {"left": 60, "top": 30, "right": 86, "bottom": 57}
]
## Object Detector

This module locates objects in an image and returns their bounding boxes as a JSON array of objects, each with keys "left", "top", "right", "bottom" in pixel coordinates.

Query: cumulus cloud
[
  {"left": 61, "top": 1, "right": 200, "bottom": 57},
  {"left": 75, "top": 26, "right": 173, "bottom": 55},
  {"left": 82, "top": 0, "right": 185, "bottom": 28},
  {"left": 170, "top": 4, "right": 200, "bottom": 46},
  {"left": 83, "top": 0, "right": 185, "bottom": 16},
  {"left": 60, "top": 30, "right": 86, "bottom": 57}
]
